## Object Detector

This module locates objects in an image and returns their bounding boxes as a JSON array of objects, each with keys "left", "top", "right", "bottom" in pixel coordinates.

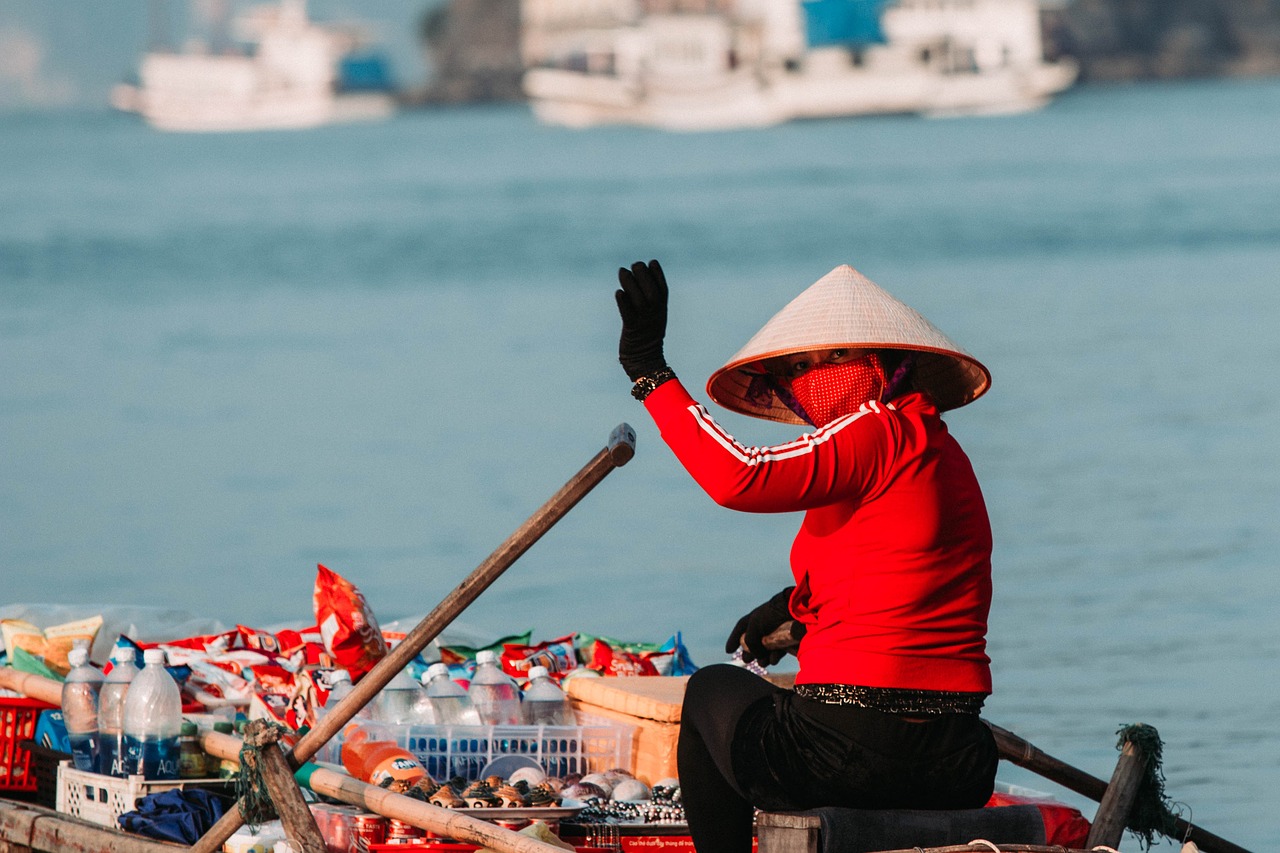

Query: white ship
[
  {"left": 521, "top": 0, "right": 1078, "bottom": 131},
  {"left": 110, "top": 0, "right": 396, "bottom": 132}
]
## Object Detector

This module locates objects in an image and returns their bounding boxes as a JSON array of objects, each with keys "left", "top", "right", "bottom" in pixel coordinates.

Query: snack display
[{"left": 1, "top": 567, "right": 701, "bottom": 844}]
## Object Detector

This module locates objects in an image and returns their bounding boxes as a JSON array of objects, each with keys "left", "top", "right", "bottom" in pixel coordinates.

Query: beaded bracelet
[{"left": 631, "top": 367, "right": 677, "bottom": 401}]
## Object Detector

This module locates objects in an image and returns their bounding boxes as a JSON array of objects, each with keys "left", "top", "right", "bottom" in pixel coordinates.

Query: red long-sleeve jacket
[{"left": 645, "top": 380, "right": 993, "bottom": 693}]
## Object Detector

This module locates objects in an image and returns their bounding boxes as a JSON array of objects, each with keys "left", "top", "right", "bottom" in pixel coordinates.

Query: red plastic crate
[{"left": 1, "top": 696, "right": 55, "bottom": 793}]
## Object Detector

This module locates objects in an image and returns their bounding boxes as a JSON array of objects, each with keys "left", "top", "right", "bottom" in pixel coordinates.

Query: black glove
[
  {"left": 615, "top": 259, "right": 669, "bottom": 381},
  {"left": 725, "top": 587, "right": 807, "bottom": 666}
]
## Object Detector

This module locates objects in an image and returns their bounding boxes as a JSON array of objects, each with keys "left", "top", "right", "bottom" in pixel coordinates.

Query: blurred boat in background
[
  {"left": 521, "top": 0, "right": 1078, "bottom": 130},
  {"left": 110, "top": 0, "right": 396, "bottom": 132}
]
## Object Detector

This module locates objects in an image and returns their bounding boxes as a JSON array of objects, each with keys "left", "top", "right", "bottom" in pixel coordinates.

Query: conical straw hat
[{"left": 706, "top": 265, "right": 990, "bottom": 423}]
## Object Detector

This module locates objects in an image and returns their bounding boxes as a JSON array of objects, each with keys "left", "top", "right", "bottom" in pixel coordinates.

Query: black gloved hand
[
  {"left": 615, "top": 259, "right": 669, "bottom": 381},
  {"left": 725, "top": 587, "right": 806, "bottom": 666}
]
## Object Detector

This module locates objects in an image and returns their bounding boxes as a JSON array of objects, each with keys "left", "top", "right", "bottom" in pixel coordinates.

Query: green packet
[
  {"left": 573, "top": 632, "right": 663, "bottom": 655},
  {"left": 438, "top": 630, "right": 533, "bottom": 664}
]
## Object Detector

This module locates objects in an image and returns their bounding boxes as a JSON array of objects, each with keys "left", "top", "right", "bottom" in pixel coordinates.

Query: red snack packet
[
  {"left": 589, "top": 639, "right": 660, "bottom": 677},
  {"left": 501, "top": 634, "right": 579, "bottom": 680},
  {"left": 137, "top": 629, "right": 240, "bottom": 655},
  {"left": 286, "top": 670, "right": 325, "bottom": 731},
  {"left": 247, "top": 662, "right": 298, "bottom": 726},
  {"left": 313, "top": 564, "right": 387, "bottom": 682}
]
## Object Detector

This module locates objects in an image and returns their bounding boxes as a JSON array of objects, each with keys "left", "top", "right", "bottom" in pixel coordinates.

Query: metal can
[
  {"left": 349, "top": 813, "right": 387, "bottom": 852},
  {"left": 384, "top": 819, "right": 425, "bottom": 844}
]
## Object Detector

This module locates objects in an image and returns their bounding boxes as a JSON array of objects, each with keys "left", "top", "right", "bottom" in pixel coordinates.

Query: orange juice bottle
[{"left": 341, "top": 736, "right": 425, "bottom": 786}]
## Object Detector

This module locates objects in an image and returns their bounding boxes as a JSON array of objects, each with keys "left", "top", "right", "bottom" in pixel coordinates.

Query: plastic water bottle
[
  {"left": 97, "top": 647, "right": 139, "bottom": 777},
  {"left": 317, "top": 669, "right": 356, "bottom": 722},
  {"left": 326, "top": 669, "right": 355, "bottom": 708},
  {"left": 373, "top": 670, "right": 436, "bottom": 725},
  {"left": 61, "top": 647, "right": 103, "bottom": 772},
  {"left": 122, "top": 648, "right": 182, "bottom": 779},
  {"left": 523, "top": 666, "right": 575, "bottom": 726},
  {"left": 422, "top": 663, "right": 481, "bottom": 726},
  {"left": 467, "top": 650, "right": 524, "bottom": 725}
]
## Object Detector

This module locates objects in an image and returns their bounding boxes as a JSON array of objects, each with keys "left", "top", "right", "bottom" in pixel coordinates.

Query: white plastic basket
[
  {"left": 55, "top": 761, "right": 229, "bottom": 828},
  {"left": 318, "top": 712, "right": 633, "bottom": 783}
]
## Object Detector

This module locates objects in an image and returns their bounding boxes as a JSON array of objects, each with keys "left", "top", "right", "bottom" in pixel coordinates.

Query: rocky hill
[
  {"left": 411, "top": 0, "right": 1280, "bottom": 104},
  {"left": 413, "top": 0, "right": 524, "bottom": 103},
  {"left": 1046, "top": 0, "right": 1280, "bottom": 80}
]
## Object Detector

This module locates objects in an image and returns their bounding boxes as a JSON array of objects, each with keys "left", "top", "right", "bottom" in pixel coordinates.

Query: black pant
[{"left": 677, "top": 665, "right": 998, "bottom": 853}]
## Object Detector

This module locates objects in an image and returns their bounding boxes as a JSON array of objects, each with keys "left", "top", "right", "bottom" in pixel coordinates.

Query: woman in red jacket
[{"left": 615, "top": 260, "right": 999, "bottom": 853}]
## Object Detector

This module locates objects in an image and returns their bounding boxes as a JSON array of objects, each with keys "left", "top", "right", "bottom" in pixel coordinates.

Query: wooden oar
[
  {"left": 759, "top": 621, "right": 1253, "bottom": 853},
  {"left": 189, "top": 423, "right": 636, "bottom": 853},
  {"left": 988, "top": 723, "right": 1250, "bottom": 853}
]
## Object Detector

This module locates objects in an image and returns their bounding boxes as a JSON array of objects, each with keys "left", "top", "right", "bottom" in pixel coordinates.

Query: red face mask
[{"left": 788, "top": 354, "right": 886, "bottom": 427}]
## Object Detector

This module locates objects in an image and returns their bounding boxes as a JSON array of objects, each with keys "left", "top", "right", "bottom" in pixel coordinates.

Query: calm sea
[{"left": 2, "top": 78, "right": 1278, "bottom": 848}]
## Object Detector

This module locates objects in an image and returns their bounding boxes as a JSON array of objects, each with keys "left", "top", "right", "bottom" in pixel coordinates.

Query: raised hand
[{"left": 615, "top": 259, "right": 669, "bottom": 381}]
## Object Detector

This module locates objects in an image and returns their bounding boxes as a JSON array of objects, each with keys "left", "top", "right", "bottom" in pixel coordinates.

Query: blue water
[
  {"left": 123, "top": 733, "right": 179, "bottom": 780},
  {"left": 98, "top": 731, "right": 126, "bottom": 778},
  {"left": 67, "top": 731, "right": 98, "bottom": 773},
  {"left": 3, "top": 78, "right": 1279, "bottom": 848}
]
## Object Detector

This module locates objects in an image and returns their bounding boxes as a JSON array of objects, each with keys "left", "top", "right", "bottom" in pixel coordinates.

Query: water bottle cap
[
  {"left": 143, "top": 648, "right": 167, "bottom": 666},
  {"left": 475, "top": 649, "right": 498, "bottom": 665},
  {"left": 112, "top": 646, "right": 135, "bottom": 663},
  {"left": 67, "top": 647, "right": 89, "bottom": 667},
  {"left": 213, "top": 721, "right": 233, "bottom": 734},
  {"left": 527, "top": 665, "right": 550, "bottom": 681},
  {"left": 425, "top": 662, "right": 450, "bottom": 681},
  {"left": 181, "top": 721, "right": 198, "bottom": 735}
]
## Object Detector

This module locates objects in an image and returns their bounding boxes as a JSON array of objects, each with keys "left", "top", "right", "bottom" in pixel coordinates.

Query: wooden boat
[{"left": 0, "top": 430, "right": 1250, "bottom": 853}]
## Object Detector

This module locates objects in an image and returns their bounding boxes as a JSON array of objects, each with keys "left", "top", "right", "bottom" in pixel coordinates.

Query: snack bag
[
  {"left": 236, "top": 624, "right": 330, "bottom": 673},
  {"left": 314, "top": 563, "right": 387, "bottom": 682},
  {"left": 146, "top": 629, "right": 239, "bottom": 655},
  {"left": 285, "top": 670, "right": 324, "bottom": 731},
  {"left": 658, "top": 632, "right": 699, "bottom": 676},
  {"left": 1, "top": 616, "right": 103, "bottom": 677},
  {"left": 115, "top": 635, "right": 195, "bottom": 689},
  {"left": 439, "top": 631, "right": 533, "bottom": 666},
  {"left": 247, "top": 662, "right": 298, "bottom": 726},
  {"left": 501, "top": 634, "right": 579, "bottom": 681},
  {"left": 587, "top": 638, "right": 661, "bottom": 677}
]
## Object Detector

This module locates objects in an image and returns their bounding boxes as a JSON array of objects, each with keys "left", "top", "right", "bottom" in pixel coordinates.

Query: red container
[{"left": 0, "top": 697, "right": 55, "bottom": 794}]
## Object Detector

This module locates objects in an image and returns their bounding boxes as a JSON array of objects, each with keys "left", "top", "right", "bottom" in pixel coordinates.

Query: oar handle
[{"left": 761, "top": 620, "right": 801, "bottom": 651}]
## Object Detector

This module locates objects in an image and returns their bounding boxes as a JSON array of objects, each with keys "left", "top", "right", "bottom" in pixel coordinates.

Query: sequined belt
[{"left": 793, "top": 683, "right": 987, "bottom": 716}]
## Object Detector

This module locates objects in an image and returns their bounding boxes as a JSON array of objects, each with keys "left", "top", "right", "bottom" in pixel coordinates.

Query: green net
[
  {"left": 234, "top": 721, "right": 294, "bottom": 830},
  {"left": 1117, "top": 723, "right": 1180, "bottom": 850}
]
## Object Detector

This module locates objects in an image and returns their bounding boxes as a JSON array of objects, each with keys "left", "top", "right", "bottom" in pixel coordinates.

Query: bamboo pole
[
  {"left": 200, "top": 730, "right": 570, "bottom": 853},
  {"left": 0, "top": 667, "right": 62, "bottom": 705},
  {"left": 191, "top": 423, "right": 636, "bottom": 853}
]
